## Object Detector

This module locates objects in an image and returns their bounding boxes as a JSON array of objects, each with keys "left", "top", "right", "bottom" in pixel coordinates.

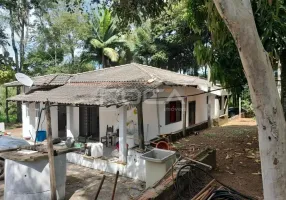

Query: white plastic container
[{"left": 87, "top": 142, "right": 103, "bottom": 158}]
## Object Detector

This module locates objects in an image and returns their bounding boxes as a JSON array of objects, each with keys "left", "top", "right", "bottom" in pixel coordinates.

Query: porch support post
[
  {"left": 137, "top": 100, "right": 145, "bottom": 150},
  {"left": 66, "top": 106, "right": 73, "bottom": 138},
  {"left": 22, "top": 102, "right": 29, "bottom": 138},
  {"left": 182, "top": 97, "right": 187, "bottom": 136},
  {"left": 119, "top": 105, "right": 127, "bottom": 163},
  {"left": 207, "top": 66, "right": 212, "bottom": 128}
]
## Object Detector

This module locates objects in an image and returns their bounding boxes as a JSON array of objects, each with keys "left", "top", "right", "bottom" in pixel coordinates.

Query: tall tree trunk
[
  {"left": 10, "top": 9, "right": 22, "bottom": 123},
  {"left": 280, "top": 49, "right": 286, "bottom": 119},
  {"left": 102, "top": 52, "right": 105, "bottom": 68},
  {"left": 213, "top": 0, "right": 286, "bottom": 199},
  {"left": 54, "top": 43, "right": 57, "bottom": 66},
  {"left": 10, "top": 9, "right": 19, "bottom": 72},
  {"left": 71, "top": 47, "right": 75, "bottom": 66},
  {"left": 204, "top": 66, "right": 207, "bottom": 78}
]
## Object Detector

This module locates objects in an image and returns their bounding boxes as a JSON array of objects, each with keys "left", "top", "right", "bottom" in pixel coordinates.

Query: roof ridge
[
  {"left": 133, "top": 63, "right": 162, "bottom": 82},
  {"left": 73, "top": 64, "right": 131, "bottom": 76},
  {"left": 142, "top": 64, "right": 201, "bottom": 78}
]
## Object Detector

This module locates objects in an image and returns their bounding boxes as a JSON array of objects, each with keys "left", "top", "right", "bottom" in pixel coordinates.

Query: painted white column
[
  {"left": 66, "top": 106, "right": 73, "bottom": 138},
  {"left": 22, "top": 103, "right": 30, "bottom": 139},
  {"left": 119, "top": 105, "right": 127, "bottom": 163},
  {"left": 50, "top": 105, "right": 58, "bottom": 138}
]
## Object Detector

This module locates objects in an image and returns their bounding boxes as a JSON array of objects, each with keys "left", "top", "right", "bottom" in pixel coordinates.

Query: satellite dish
[{"left": 15, "top": 73, "right": 33, "bottom": 87}]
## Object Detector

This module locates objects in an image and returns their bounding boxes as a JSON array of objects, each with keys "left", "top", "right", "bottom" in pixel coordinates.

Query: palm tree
[{"left": 88, "top": 9, "right": 128, "bottom": 68}]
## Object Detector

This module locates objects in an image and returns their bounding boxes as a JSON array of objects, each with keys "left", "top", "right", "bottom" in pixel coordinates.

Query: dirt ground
[
  {"left": 3, "top": 127, "right": 22, "bottom": 138},
  {"left": 174, "top": 118, "right": 263, "bottom": 199},
  {"left": 0, "top": 163, "right": 145, "bottom": 200},
  {"left": 67, "top": 164, "right": 145, "bottom": 200},
  {"left": 0, "top": 118, "right": 262, "bottom": 199}
]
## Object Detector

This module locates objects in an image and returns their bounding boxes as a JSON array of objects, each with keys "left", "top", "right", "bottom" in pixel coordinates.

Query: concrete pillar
[
  {"left": 22, "top": 103, "right": 30, "bottom": 139},
  {"left": 182, "top": 97, "right": 187, "bottom": 136},
  {"left": 119, "top": 105, "right": 127, "bottom": 163},
  {"left": 50, "top": 105, "right": 58, "bottom": 138},
  {"left": 66, "top": 106, "right": 73, "bottom": 138}
]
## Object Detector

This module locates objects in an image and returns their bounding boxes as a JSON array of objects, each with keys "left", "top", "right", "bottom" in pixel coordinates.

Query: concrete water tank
[
  {"left": 4, "top": 154, "right": 66, "bottom": 200},
  {"left": 141, "top": 148, "right": 176, "bottom": 187}
]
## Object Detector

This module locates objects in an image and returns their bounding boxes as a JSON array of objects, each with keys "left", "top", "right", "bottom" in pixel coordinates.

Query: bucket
[{"left": 36, "top": 130, "right": 47, "bottom": 142}]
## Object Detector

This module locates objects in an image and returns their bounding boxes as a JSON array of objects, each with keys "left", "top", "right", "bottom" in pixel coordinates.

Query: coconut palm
[{"left": 88, "top": 9, "right": 128, "bottom": 68}]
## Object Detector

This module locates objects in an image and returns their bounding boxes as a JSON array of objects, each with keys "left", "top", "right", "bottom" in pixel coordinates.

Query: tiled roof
[
  {"left": 4, "top": 74, "right": 72, "bottom": 87},
  {"left": 69, "top": 63, "right": 209, "bottom": 86},
  {"left": 8, "top": 82, "right": 159, "bottom": 106},
  {"left": 7, "top": 63, "right": 223, "bottom": 106}
]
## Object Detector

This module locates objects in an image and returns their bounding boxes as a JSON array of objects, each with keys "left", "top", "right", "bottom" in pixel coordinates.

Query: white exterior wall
[
  {"left": 28, "top": 103, "right": 36, "bottom": 139},
  {"left": 66, "top": 106, "right": 79, "bottom": 138},
  {"left": 142, "top": 99, "right": 159, "bottom": 141},
  {"left": 23, "top": 103, "right": 59, "bottom": 139},
  {"left": 22, "top": 103, "right": 30, "bottom": 139},
  {"left": 22, "top": 85, "right": 224, "bottom": 141},
  {"left": 67, "top": 149, "right": 146, "bottom": 181},
  {"left": 157, "top": 86, "right": 217, "bottom": 134},
  {"left": 50, "top": 105, "right": 58, "bottom": 138}
]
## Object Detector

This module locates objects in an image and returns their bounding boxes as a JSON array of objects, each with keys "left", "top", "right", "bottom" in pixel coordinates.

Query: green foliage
[
  {"left": 86, "top": 9, "right": 129, "bottom": 67},
  {"left": 241, "top": 87, "right": 254, "bottom": 117},
  {"left": 0, "top": 86, "right": 17, "bottom": 123},
  {"left": 0, "top": 52, "right": 15, "bottom": 84}
]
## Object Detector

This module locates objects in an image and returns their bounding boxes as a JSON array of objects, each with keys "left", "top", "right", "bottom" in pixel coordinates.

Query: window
[
  {"left": 165, "top": 101, "right": 182, "bottom": 125},
  {"left": 215, "top": 96, "right": 222, "bottom": 110},
  {"left": 189, "top": 101, "right": 196, "bottom": 125}
]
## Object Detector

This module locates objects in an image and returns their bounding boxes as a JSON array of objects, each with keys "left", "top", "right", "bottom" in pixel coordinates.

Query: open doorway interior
[
  {"left": 79, "top": 106, "right": 100, "bottom": 141},
  {"left": 58, "top": 105, "right": 67, "bottom": 138},
  {"left": 188, "top": 101, "right": 196, "bottom": 126}
]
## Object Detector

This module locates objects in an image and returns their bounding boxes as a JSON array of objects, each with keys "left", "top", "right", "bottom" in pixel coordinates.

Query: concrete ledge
[{"left": 67, "top": 149, "right": 146, "bottom": 181}]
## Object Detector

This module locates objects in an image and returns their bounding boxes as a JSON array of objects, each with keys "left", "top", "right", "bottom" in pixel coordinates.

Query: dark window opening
[
  {"left": 165, "top": 101, "right": 182, "bottom": 125},
  {"left": 216, "top": 96, "right": 222, "bottom": 110},
  {"left": 79, "top": 106, "right": 99, "bottom": 140},
  {"left": 188, "top": 101, "right": 196, "bottom": 126}
]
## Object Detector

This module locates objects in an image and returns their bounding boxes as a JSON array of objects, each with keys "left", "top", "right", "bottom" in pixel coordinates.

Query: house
[{"left": 5, "top": 63, "right": 228, "bottom": 181}]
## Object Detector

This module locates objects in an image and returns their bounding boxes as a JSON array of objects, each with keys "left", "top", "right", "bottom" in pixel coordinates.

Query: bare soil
[
  {"left": 0, "top": 163, "right": 145, "bottom": 200},
  {"left": 173, "top": 118, "right": 263, "bottom": 199}
]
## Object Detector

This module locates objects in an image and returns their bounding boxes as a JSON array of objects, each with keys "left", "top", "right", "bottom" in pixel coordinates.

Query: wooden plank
[
  {"left": 111, "top": 171, "right": 119, "bottom": 200},
  {"left": 191, "top": 179, "right": 215, "bottom": 200},
  {"left": 0, "top": 144, "right": 42, "bottom": 153},
  {"left": 45, "top": 101, "right": 57, "bottom": 200},
  {"left": 94, "top": 175, "right": 105, "bottom": 200}
]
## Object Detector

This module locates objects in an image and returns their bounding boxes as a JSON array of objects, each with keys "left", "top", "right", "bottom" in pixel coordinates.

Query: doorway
[
  {"left": 188, "top": 101, "right": 196, "bottom": 126},
  {"left": 58, "top": 105, "right": 67, "bottom": 138},
  {"left": 79, "top": 106, "right": 100, "bottom": 141}
]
